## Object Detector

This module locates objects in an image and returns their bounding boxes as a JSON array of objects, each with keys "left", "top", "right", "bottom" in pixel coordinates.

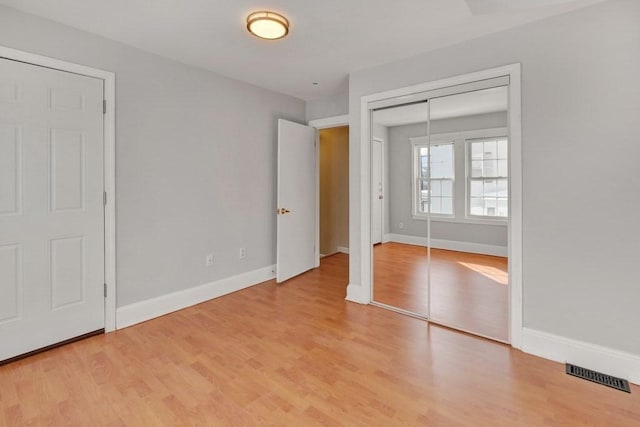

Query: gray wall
[
  {"left": 306, "top": 83, "right": 349, "bottom": 122},
  {"left": 388, "top": 113, "right": 508, "bottom": 247},
  {"left": 0, "top": 5, "right": 306, "bottom": 307},
  {"left": 349, "top": 0, "right": 640, "bottom": 355}
]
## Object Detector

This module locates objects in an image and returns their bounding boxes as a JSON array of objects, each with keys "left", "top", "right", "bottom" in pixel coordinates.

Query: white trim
[
  {"left": 508, "top": 64, "right": 523, "bottom": 348},
  {"left": 413, "top": 216, "right": 508, "bottom": 226},
  {"left": 337, "top": 246, "right": 350, "bottom": 254},
  {"left": 0, "top": 46, "right": 117, "bottom": 333},
  {"left": 426, "top": 127, "right": 508, "bottom": 144},
  {"left": 308, "top": 114, "right": 349, "bottom": 129},
  {"left": 358, "top": 64, "right": 523, "bottom": 347},
  {"left": 315, "top": 129, "right": 321, "bottom": 268},
  {"left": 522, "top": 328, "right": 640, "bottom": 386},
  {"left": 382, "top": 233, "right": 392, "bottom": 243},
  {"left": 386, "top": 234, "right": 507, "bottom": 257},
  {"left": 116, "top": 265, "right": 276, "bottom": 329},
  {"left": 346, "top": 283, "right": 368, "bottom": 304}
]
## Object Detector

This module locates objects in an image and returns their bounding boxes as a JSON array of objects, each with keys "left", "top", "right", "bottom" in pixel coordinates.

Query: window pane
[
  {"left": 442, "top": 197, "right": 453, "bottom": 214},
  {"left": 431, "top": 197, "right": 442, "bottom": 214},
  {"left": 497, "top": 199, "right": 508, "bottom": 217},
  {"left": 471, "top": 142, "right": 483, "bottom": 160},
  {"left": 470, "top": 180, "right": 483, "bottom": 197},
  {"left": 497, "top": 179, "right": 508, "bottom": 197},
  {"left": 420, "top": 177, "right": 428, "bottom": 192},
  {"left": 467, "top": 139, "right": 509, "bottom": 218},
  {"left": 420, "top": 198, "right": 429, "bottom": 213},
  {"left": 431, "top": 161, "right": 442, "bottom": 179},
  {"left": 484, "top": 159, "right": 498, "bottom": 177},
  {"left": 484, "top": 140, "right": 497, "bottom": 159},
  {"left": 470, "top": 197, "right": 484, "bottom": 216},
  {"left": 498, "top": 139, "right": 508, "bottom": 159},
  {"left": 431, "top": 180, "right": 441, "bottom": 197},
  {"left": 471, "top": 160, "right": 483, "bottom": 178},
  {"left": 498, "top": 159, "right": 508, "bottom": 177},
  {"left": 430, "top": 144, "right": 453, "bottom": 179},
  {"left": 484, "top": 179, "right": 497, "bottom": 196},
  {"left": 441, "top": 180, "right": 453, "bottom": 197}
]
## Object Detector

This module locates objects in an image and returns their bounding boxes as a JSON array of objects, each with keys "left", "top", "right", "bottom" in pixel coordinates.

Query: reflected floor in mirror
[{"left": 373, "top": 242, "right": 508, "bottom": 341}]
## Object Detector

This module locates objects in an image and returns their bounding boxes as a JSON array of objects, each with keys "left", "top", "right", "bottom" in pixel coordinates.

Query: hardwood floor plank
[
  {"left": 373, "top": 242, "right": 509, "bottom": 341},
  {"left": 0, "top": 253, "right": 638, "bottom": 426}
]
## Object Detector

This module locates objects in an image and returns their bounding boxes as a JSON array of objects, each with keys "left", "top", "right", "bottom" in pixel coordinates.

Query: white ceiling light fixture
[{"left": 246, "top": 11, "right": 289, "bottom": 40}]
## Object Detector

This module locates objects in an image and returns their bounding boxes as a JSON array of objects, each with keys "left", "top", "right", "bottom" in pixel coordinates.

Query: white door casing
[
  {"left": 276, "top": 119, "right": 317, "bottom": 283},
  {"left": 371, "top": 138, "right": 383, "bottom": 244},
  {"left": 0, "top": 58, "right": 105, "bottom": 361}
]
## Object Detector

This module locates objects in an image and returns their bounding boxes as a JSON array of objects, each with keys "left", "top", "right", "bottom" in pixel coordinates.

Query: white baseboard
[
  {"left": 346, "top": 283, "right": 369, "bottom": 304},
  {"left": 116, "top": 265, "right": 276, "bottom": 329},
  {"left": 337, "top": 246, "right": 350, "bottom": 254},
  {"left": 522, "top": 328, "right": 640, "bottom": 385},
  {"left": 382, "top": 234, "right": 392, "bottom": 243},
  {"left": 386, "top": 233, "right": 507, "bottom": 257}
]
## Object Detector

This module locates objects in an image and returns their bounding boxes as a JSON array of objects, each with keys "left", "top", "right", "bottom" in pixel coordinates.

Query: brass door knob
[{"left": 277, "top": 208, "right": 291, "bottom": 215}]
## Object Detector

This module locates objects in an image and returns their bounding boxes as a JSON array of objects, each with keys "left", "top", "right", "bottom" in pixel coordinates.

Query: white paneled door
[
  {"left": 276, "top": 119, "right": 316, "bottom": 283},
  {"left": 0, "top": 58, "right": 105, "bottom": 362}
]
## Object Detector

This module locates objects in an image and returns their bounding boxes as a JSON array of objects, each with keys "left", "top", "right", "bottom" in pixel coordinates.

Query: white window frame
[
  {"left": 466, "top": 136, "right": 509, "bottom": 221},
  {"left": 410, "top": 137, "right": 455, "bottom": 220},
  {"left": 411, "top": 128, "right": 508, "bottom": 225}
]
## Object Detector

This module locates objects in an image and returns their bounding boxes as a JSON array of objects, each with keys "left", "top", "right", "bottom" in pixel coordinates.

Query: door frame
[
  {"left": 307, "top": 115, "right": 349, "bottom": 267},
  {"left": 356, "top": 64, "right": 523, "bottom": 348},
  {"left": 0, "top": 45, "right": 117, "bottom": 333},
  {"left": 371, "top": 137, "right": 385, "bottom": 245}
]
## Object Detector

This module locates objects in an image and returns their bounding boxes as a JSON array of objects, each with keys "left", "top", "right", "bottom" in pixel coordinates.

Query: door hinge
[
  {"left": 103, "top": 99, "right": 107, "bottom": 114},
  {"left": 103, "top": 191, "right": 107, "bottom": 206},
  {"left": 104, "top": 283, "right": 107, "bottom": 298}
]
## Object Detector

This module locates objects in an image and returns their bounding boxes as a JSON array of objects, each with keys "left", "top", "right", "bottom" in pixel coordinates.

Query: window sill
[{"left": 411, "top": 215, "right": 508, "bottom": 226}]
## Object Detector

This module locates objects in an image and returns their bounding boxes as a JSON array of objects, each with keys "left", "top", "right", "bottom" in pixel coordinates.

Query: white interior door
[
  {"left": 372, "top": 139, "right": 383, "bottom": 244},
  {"left": 0, "top": 58, "right": 105, "bottom": 362},
  {"left": 276, "top": 119, "right": 316, "bottom": 283}
]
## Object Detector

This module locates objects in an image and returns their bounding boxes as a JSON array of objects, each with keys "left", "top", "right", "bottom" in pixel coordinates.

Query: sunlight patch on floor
[{"left": 457, "top": 261, "right": 508, "bottom": 285}]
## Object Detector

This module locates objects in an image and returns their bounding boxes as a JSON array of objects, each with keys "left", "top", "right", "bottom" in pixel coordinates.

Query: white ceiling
[
  {"left": 0, "top": 0, "right": 603, "bottom": 101},
  {"left": 373, "top": 86, "right": 508, "bottom": 127}
]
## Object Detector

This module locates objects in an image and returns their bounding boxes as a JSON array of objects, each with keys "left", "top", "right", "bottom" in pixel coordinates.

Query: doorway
[
  {"left": 0, "top": 50, "right": 116, "bottom": 362},
  {"left": 319, "top": 126, "right": 349, "bottom": 258}
]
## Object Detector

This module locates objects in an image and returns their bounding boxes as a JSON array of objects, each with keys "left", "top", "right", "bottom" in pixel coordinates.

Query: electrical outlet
[
  {"left": 239, "top": 247, "right": 247, "bottom": 260},
  {"left": 399, "top": 222, "right": 404, "bottom": 230},
  {"left": 205, "top": 254, "right": 214, "bottom": 266}
]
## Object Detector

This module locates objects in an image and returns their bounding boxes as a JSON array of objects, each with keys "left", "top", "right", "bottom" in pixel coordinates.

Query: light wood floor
[
  {"left": 373, "top": 243, "right": 509, "bottom": 341},
  {"left": 1, "top": 253, "right": 638, "bottom": 426}
]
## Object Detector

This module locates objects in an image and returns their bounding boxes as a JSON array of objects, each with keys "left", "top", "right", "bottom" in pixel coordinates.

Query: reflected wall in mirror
[
  {"left": 428, "top": 86, "right": 509, "bottom": 342},
  {"left": 371, "top": 104, "right": 429, "bottom": 317}
]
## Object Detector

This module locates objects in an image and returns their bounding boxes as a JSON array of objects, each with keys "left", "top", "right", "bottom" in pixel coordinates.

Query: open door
[{"left": 276, "top": 119, "right": 317, "bottom": 283}]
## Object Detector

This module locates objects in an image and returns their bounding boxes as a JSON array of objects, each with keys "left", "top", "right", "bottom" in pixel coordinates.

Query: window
[
  {"left": 468, "top": 137, "right": 508, "bottom": 218},
  {"left": 412, "top": 141, "right": 454, "bottom": 217}
]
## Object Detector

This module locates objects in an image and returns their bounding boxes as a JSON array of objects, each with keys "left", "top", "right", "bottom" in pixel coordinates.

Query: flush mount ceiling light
[{"left": 246, "top": 11, "right": 289, "bottom": 40}]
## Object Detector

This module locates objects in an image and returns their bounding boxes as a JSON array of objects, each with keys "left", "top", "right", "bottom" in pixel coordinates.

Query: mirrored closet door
[
  {"left": 427, "top": 87, "right": 510, "bottom": 342},
  {"left": 371, "top": 80, "right": 511, "bottom": 343}
]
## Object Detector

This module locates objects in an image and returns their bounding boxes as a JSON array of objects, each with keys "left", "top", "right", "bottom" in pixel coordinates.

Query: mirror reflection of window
[{"left": 469, "top": 137, "right": 508, "bottom": 218}]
